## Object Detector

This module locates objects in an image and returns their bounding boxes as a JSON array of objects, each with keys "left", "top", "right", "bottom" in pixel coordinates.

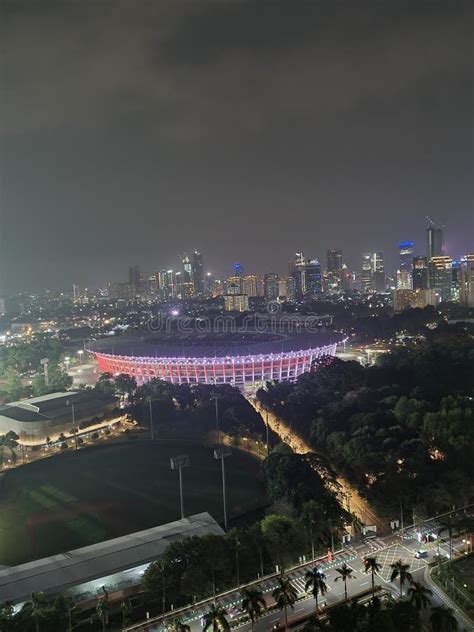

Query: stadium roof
[
  {"left": 0, "top": 391, "right": 116, "bottom": 424},
  {"left": 0, "top": 512, "right": 223, "bottom": 604},
  {"left": 89, "top": 330, "right": 341, "bottom": 359}
]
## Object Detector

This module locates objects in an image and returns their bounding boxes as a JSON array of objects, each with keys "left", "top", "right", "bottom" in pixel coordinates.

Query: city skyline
[{"left": 1, "top": 1, "right": 472, "bottom": 293}]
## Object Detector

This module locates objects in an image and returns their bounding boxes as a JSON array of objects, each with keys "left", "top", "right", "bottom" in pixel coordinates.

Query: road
[
  {"left": 248, "top": 397, "right": 387, "bottom": 532},
  {"left": 127, "top": 531, "right": 472, "bottom": 632}
]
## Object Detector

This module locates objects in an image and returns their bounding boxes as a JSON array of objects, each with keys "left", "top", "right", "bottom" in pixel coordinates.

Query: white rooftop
[{"left": 0, "top": 512, "right": 223, "bottom": 604}]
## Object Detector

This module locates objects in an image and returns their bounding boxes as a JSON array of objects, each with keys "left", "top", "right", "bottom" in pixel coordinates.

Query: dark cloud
[{"left": 0, "top": 0, "right": 472, "bottom": 292}]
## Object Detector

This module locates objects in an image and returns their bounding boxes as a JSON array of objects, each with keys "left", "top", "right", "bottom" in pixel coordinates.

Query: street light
[
  {"left": 170, "top": 454, "right": 190, "bottom": 520},
  {"left": 77, "top": 349, "right": 84, "bottom": 364},
  {"left": 214, "top": 446, "right": 231, "bottom": 530}
]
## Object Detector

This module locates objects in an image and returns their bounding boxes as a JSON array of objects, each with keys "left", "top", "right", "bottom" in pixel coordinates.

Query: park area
[{"left": 0, "top": 441, "right": 267, "bottom": 566}]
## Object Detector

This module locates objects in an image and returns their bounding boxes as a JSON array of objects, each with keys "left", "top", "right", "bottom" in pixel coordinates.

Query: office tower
[
  {"left": 148, "top": 274, "right": 158, "bottom": 295},
  {"left": 213, "top": 279, "right": 223, "bottom": 297},
  {"left": 459, "top": 254, "right": 474, "bottom": 307},
  {"left": 182, "top": 254, "right": 193, "bottom": 284},
  {"left": 327, "top": 249, "right": 343, "bottom": 292},
  {"left": 426, "top": 224, "right": 443, "bottom": 261},
  {"left": 429, "top": 256, "right": 453, "bottom": 302},
  {"left": 192, "top": 251, "right": 204, "bottom": 296},
  {"left": 399, "top": 241, "right": 414, "bottom": 273},
  {"left": 263, "top": 273, "right": 280, "bottom": 300},
  {"left": 412, "top": 257, "right": 428, "bottom": 290},
  {"left": 242, "top": 274, "right": 258, "bottom": 297},
  {"left": 204, "top": 272, "right": 214, "bottom": 297},
  {"left": 291, "top": 252, "right": 307, "bottom": 298},
  {"left": 305, "top": 259, "right": 322, "bottom": 295},
  {"left": 362, "top": 252, "right": 384, "bottom": 293},
  {"left": 285, "top": 276, "right": 295, "bottom": 300},
  {"left": 234, "top": 263, "right": 244, "bottom": 277},
  {"left": 128, "top": 265, "right": 142, "bottom": 296}
]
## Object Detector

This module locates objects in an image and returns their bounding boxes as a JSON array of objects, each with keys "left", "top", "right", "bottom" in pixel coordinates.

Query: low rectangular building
[
  {"left": 0, "top": 391, "right": 117, "bottom": 445},
  {"left": 0, "top": 512, "right": 224, "bottom": 605}
]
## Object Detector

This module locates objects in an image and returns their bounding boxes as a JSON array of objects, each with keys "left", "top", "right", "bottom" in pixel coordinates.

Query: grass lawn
[{"left": 0, "top": 441, "right": 267, "bottom": 566}]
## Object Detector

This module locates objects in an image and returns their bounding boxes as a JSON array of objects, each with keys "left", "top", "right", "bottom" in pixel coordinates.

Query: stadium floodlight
[
  {"left": 170, "top": 454, "right": 190, "bottom": 520},
  {"left": 214, "top": 447, "right": 231, "bottom": 530}
]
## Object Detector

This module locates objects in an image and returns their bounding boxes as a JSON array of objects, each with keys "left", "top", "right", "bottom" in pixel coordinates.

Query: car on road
[{"left": 415, "top": 549, "right": 429, "bottom": 559}]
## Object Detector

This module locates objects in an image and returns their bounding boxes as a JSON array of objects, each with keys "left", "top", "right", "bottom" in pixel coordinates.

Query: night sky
[{"left": 1, "top": 1, "right": 472, "bottom": 293}]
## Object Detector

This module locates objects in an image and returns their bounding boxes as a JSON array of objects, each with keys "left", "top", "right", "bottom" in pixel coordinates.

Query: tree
[
  {"left": 407, "top": 581, "right": 432, "bottom": 610},
  {"left": 114, "top": 374, "right": 137, "bottom": 398},
  {"left": 272, "top": 575, "right": 298, "bottom": 631},
  {"left": 429, "top": 606, "right": 458, "bottom": 632},
  {"left": 389, "top": 559, "right": 412, "bottom": 598},
  {"left": 305, "top": 566, "right": 327, "bottom": 617},
  {"left": 261, "top": 514, "right": 302, "bottom": 570},
  {"left": 203, "top": 604, "right": 230, "bottom": 632},
  {"left": 363, "top": 557, "right": 381, "bottom": 599},
  {"left": 334, "top": 562, "right": 354, "bottom": 601},
  {"left": 241, "top": 588, "right": 266, "bottom": 631},
  {"left": 171, "top": 618, "right": 191, "bottom": 632},
  {"left": 96, "top": 598, "right": 109, "bottom": 632},
  {"left": 120, "top": 598, "right": 132, "bottom": 629},
  {"left": 30, "top": 592, "right": 46, "bottom": 632}
]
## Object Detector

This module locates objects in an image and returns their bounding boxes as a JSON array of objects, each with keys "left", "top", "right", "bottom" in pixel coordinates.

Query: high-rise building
[
  {"left": 223, "top": 294, "right": 249, "bottom": 312},
  {"left": 128, "top": 265, "right": 142, "bottom": 296},
  {"left": 226, "top": 275, "right": 243, "bottom": 295},
  {"left": 182, "top": 254, "right": 193, "bottom": 285},
  {"left": 204, "top": 272, "right": 214, "bottom": 297},
  {"left": 305, "top": 259, "right": 322, "bottom": 295},
  {"left": 399, "top": 241, "right": 414, "bottom": 273},
  {"left": 290, "top": 253, "right": 321, "bottom": 297},
  {"left": 263, "top": 273, "right": 280, "bottom": 300},
  {"left": 429, "top": 256, "right": 452, "bottom": 302},
  {"left": 242, "top": 275, "right": 258, "bottom": 297},
  {"left": 396, "top": 270, "right": 412, "bottom": 290},
  {"left": 459, "top": 254, "right": 474, "bottom": 307},
  {"left": 192, "top": 251, "right": 204, "bottom": 296},
  {"left": 412, "top": 257, "right": 428, "bottom": 290},
  {"left": 426, "top": 224, "right": 443, "bottom": 261},
  {"left": 326, "top": 249, "right": 343, "bottom": 293},
  {"left": 362, "top": 252, "right": 384, "bottom": 293}
]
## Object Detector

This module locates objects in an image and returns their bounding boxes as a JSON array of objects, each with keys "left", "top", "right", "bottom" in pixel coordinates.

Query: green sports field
[{"left": 0, "top": 441, "right": 267, "bottom": 566}]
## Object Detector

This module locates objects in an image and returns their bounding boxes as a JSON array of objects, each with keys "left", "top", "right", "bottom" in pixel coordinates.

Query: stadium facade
[{"left": 89, "top": 331, "right": 339, "bottom": 388}]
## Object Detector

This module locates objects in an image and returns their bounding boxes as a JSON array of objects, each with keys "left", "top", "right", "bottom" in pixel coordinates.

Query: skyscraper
[
  {"left": 263, "top": 273, "right": 279, "bottom": 300},
  {"left": 426, "top": 224, "right": 443, "bottom": 261},
  {"left": 242, "top": 275, "right": 258, "bottom": 297},
  {"left": 429, "top": 256, "right": 452, "bottom": 302},
  {"left": 128, "top": 265, "right": 142, "bottom": 296},
  {"left": 305, "top": 259, "right": 322, "bottom": 295},
  {"left": 192, "top": 251, "right": 204, "bottom": 296},
  {"left": 399, "top": 241, "right": 414, "bottom": 274},
  {"left": 412, "top": 257, "right": 428, "bottom": 290},
  {"left": 362, "top": 253, "right": 384, "bottom": 293},
  {"left": 326, "top": 249, "right": 343, "bottom": 292}
]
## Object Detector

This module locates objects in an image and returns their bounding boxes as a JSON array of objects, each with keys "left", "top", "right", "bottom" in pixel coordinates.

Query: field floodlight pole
[
  {"left": 149, "top": 396, "right": 154, "bottom": 441},
  {"left": 214, "top": 447, "right": 231, "bottom": 530},
  {"left": 265, "top": 410, "right": 270, "bottom": 455},
  {"left": 66, "top": 399, "right": 78, "bottom": 451},
  {"left": 170, "top": 454, "right": 190, "bottom": 520}
]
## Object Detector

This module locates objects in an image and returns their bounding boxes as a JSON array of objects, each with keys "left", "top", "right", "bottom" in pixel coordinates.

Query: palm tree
[
  {"left": 389, "top": 559, "right": 413, "bottom": 598},
  {"left": 272, "top": 575, "right": 298, "bottom": 631},
  {"left": 429, "top": 605, "right": 458, "bottom": 632},
  {"left": 407, "top": 581, "right": 432, "bottom": 610},
  {"left": 305, "top": 566, "right": 327, "bottom": 616},
  {"left": 96, "top": 598, "right": 109, "bottom": 632},
  {"left": 241, "top": 588, "right": 266, "bottom": 631},
  {"left": 363, "top": 557, "right": 381, "bottom": 599},
  {"left": 30, "top": 592, "right": 46, "bottom": 632},
  {"left": 172, "top": 618, "right": 191, "bottom": 632},
  {"left": 334, "top": 562, "right": 354, "bottom": 601},
  {"left": 120, "top": 598, "right": 132, "bottom": 630},
  {"left": 203, "top": 604, "right": 230, "bottom": 632}
]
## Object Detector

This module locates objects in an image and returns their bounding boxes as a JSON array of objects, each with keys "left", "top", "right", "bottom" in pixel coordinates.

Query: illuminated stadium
[{"left": 89, "top": 329, "right": 340, "bottom": 388}]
